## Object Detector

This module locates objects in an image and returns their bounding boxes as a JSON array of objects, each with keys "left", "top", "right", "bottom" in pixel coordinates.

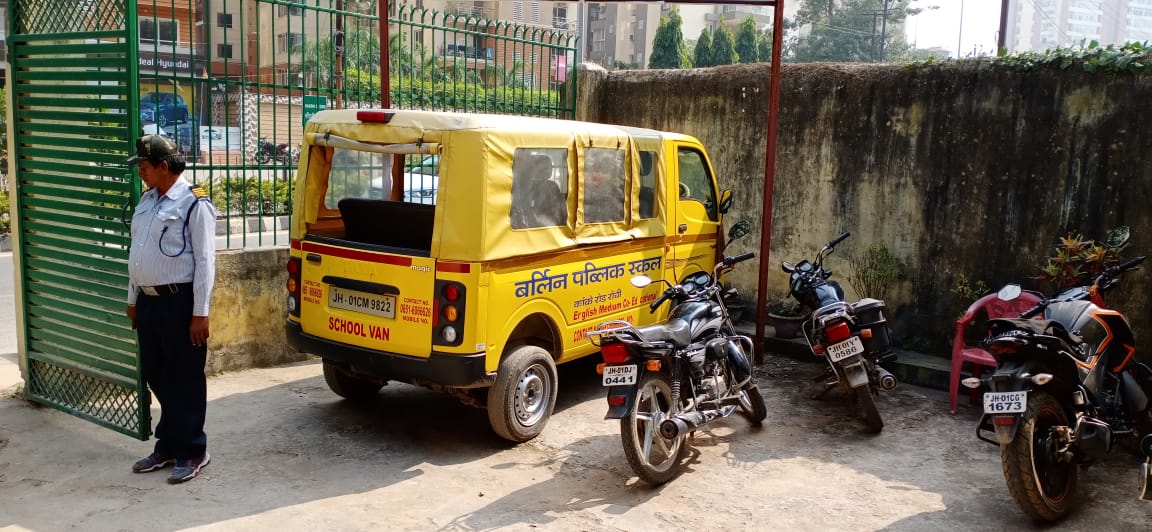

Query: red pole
[
  {"left": 381, "top": 0, "right": 390, "bottom": 108},
  {"left": 754, "top": 0, "right": 784, "bottom": 365}
]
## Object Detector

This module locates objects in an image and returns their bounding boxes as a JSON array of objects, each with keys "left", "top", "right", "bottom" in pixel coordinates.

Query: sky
[{"left": 904, "top": 0, "right": 1004, "bottom": 58}]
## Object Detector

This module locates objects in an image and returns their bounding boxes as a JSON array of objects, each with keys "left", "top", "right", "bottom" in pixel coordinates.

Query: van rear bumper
[{"left": 285, "top": 321, "right": 495, "bottom": 388}]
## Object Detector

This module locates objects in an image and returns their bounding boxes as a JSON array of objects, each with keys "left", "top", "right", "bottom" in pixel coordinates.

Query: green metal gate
[
  {"left": 10, "top": 0, "right": 149, "bottom": 438},
  {"left": 7, "top": 0, "right": 578, "bottom": 439}
]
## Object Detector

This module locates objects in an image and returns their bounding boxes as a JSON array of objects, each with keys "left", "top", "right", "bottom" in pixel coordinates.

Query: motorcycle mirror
[
  {"left": 996, "top": 284, "right": 1022, "bottom": 301},
  {"left": 781, "top": 261, "right": 795, "bottom": 273},
  {"left": 1105, "top": 225, "right": 1131, "bottom": 249},
  {"left": 727, "top": 220, "right": 750, "bottom": 241},
  {"left": 630, "top": 275, "right": 653, "bottom": 288}
]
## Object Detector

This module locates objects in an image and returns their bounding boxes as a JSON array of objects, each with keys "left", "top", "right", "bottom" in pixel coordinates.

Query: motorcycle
[
  {"left": 968, "top": 243, "right": 1152, "bottom": 521},
  {"left": 257, "top": 137, "right": 297, "bottom": 165},
  {"left": 588, "top": 220, "right": 767, "bottom": 485},
  {"left": 782, "top": 231, "right": 897, "bottom": 433}
]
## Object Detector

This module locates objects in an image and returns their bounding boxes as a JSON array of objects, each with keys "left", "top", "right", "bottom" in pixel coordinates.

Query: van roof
[{"left": 307, "top": 109, "right": 690, "bottom": 141}]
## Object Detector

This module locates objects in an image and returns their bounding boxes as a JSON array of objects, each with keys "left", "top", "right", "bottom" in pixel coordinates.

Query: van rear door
[{"left": 298, "top": 240, "right": 436, "bottom": 358}]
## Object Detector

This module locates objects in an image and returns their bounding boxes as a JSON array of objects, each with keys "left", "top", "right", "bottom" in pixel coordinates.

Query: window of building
[
  {"left": 139, "top": 17, "right": 177, "bottom": 44},
  {"left": 217, "top": 43, "right": 233, "bottom": 59},
  {"left": 277, "top": 33, "right": 304, "bottom": 53},
  {"left": 279, "top": 4, "right": 304, "bottom": 17},
  {"left": 511, "top": 148, "right": 569, "bottom": 229},
  {"left": 217, "top": 12, "right": 232, "bottom": 28}
]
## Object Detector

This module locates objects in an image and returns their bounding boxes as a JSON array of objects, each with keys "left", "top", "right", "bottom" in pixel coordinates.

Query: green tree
[
  {"left": 710, "top": 25, "right": 738, "bottom": 65},
  {"left": 790, "top": 0, "right": 920, "bottom": 62},
  {"left": 735, "top": 17, "right": 759, "bottom": 63},
  {"left": 694, "top": 28, "right": 713, "bottom": 68},
  {"left": 648, "top": 8, "right": 691, "bottom": 69},
  {"left": 757, "top": 31, "right": 773, "bottom": 62}
]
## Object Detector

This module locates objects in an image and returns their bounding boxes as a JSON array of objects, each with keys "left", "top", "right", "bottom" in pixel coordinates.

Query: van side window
[
  {"left": 638, "top": 150, "right": 657, "bottom": 219},
  {"left": 511, "top": 148, "right": 568, "bottom": 229},
  {"left": 584, "top": 147, "right": 626, "bottom": 223},
  {"left": 677, "top": 148, "right": 718, "bottom": 221},
  {"left": 324, "top": 148, "right": 394, "bottom": 208}
]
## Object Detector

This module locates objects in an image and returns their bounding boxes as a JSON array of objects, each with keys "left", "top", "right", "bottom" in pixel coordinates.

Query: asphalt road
[{"left": 1, "top": 351, "right": 1150, "bottom": 531}]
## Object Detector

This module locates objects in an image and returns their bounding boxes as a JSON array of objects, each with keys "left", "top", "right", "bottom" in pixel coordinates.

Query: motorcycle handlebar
[
  {"left": 649, "top": 290, "right": 672, "bottom": 313},
  {"left": 725, "top": 252, "right": 756, "bottom": 265},
  {"left": 829, "top": 231, "right": 851, "bottom": 248},
  {"left": 1119, "top": 255, "right": 1147, "bottom": 272}
]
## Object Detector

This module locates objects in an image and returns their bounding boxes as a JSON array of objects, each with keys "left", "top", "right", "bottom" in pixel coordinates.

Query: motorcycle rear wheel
[
  {"left": 855, "top": 385, "right": 884, "bottom": 433},
  {"left": 1001, "top": 391, "right": 1079, "bottom": 522},
  {"left": 620, "top": 374, "right": 687, "bottom": 485}
]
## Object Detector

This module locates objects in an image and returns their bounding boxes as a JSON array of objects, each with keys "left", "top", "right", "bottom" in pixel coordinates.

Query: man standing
[{"left": 124, "top": 135, "right": 217, "bottom": 484}]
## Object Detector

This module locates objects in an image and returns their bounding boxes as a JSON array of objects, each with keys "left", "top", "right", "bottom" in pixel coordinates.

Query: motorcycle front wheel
[
  {"left": 1001, "top": 391, "right": 1078, "bottom": 522},
  {"left": 738, "top": 384, "right": 767, "bottom": 424},
  {"left": 620, "top": 374, "right": 687, "bottom": 485}
]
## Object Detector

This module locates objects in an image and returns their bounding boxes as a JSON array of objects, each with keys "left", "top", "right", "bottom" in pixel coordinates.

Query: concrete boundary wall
[
  {"left": 213, "top": 61, "right": 1152, "bottom": 370},
  {"left": 581, "top": 61, "right": 1152, "bottom": 352}
]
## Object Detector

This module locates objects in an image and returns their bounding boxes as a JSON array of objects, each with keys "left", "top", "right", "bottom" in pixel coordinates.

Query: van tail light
[
  {"left": 286, "top": 257, "right": 302, "bottom": 317},
  {"left": 826, "top": 320, "right": 851, "bottom": 343},
  {"left": 601, "top": 342, "right": 631, "bottom": 364},
  {"left": 433, "top": 280, "right": 466, "bottom": 346}
]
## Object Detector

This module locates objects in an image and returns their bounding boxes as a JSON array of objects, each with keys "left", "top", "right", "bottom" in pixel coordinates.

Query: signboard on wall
[{"left": 302, "top": 95, "right": 328, "bottom": 126}]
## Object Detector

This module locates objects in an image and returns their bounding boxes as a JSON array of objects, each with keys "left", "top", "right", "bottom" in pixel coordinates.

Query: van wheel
[
  {"left": 487, "top": 345, "right": 557, "bottom": 443},
  {"left": 322, "top": 360, "right": 383, "bottom": 401}
]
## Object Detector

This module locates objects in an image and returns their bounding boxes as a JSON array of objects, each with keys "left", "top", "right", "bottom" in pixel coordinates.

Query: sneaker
[
  {"left": 132, "top": 453, "right": 175, "bottom": 473},
  {"left": 167, "top": 452, "right": 211, "bottom": 484}
]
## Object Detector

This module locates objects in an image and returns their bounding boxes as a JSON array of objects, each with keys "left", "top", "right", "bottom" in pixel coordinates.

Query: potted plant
[{"left": 766, "top": 298, "right": 807, "bottom": 339}]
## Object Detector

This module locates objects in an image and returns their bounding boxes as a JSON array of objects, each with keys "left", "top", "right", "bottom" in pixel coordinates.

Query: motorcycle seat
[
  {"left": 987, "top": 318, "right": 1083, "bottom": 355},
  {"left": 635, "top": 318, "right": 692, "bottom": 347}
]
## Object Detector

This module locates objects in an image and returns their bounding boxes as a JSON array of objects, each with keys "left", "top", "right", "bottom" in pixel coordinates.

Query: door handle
[
  {"left": 306, "top": 253, "right": 322, "bottom": 263},
  {"left": 678, "top": 224, "right": 688, "bottom": 234}
]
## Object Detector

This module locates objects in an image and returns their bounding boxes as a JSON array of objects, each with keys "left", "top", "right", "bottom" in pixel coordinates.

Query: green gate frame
[{"left": 10, "top": 0, "right": 149, "bottom": 438}]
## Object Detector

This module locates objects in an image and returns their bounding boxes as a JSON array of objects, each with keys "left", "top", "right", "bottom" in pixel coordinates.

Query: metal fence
[{"left": 136, "top": 0, "right": 579, "bottom": 249}]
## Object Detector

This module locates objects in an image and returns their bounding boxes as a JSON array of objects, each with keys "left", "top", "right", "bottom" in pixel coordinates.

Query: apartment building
[{"left": 1006, "top": 0, "right": 1152, "bottom": 52}]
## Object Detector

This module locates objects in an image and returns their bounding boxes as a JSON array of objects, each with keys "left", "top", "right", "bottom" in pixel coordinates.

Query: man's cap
[{"left": 125, "top": 134, "right": 180, "bottom": 166}]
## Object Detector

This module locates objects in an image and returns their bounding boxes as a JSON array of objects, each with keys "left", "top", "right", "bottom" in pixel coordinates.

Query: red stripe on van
[
  {"left": 300, "top": 241, "right": 414, "bottom": 266},
  {"left": 436, "top": 262, "right": 471, "bottom": 273},
  {"left": 291, "top": 239, "right": 302, "bottom": 250}
]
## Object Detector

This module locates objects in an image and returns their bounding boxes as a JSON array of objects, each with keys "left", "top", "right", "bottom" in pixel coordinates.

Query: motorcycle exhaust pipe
[
  {"left": 659, "top": 412, "right": 706, "bottom": 439},
  {"left": 876, "top": 367, "right": 898, "bottom": 391}
]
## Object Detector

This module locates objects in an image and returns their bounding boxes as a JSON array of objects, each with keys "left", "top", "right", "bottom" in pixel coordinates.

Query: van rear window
[
  {"left": 511, "top": 148, "right": 568, "bottom": 229},
  {"left": 324, "top": 148, "right": 395, "bottom": 208}
]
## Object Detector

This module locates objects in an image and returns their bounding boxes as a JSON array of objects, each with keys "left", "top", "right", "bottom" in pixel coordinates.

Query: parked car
[{"left": 139, "top": 92, "right": 189, "bottom": 127}]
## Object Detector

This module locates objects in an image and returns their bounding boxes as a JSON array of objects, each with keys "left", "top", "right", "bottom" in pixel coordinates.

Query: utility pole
[
  {"left": 957, "top": 0, "right": 965, "bottom": 58},
  {"left": 997, "top": 0, "right": 1010, "bottom": 54},
  {"left": 879, "top": 0, "right": 890, "bottom": 61}
]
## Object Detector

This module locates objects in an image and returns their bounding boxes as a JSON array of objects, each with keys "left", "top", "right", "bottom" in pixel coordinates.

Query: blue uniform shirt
[{"left": 127, "top": 176, "right": 217, "bottom": 316}]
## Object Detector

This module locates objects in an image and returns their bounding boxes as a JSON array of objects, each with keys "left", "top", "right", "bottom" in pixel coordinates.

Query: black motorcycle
[
  {"left": 969, "top": 250, "right": 1152, "bottom": 521},
  {"left": 588, "top": 221, "right": 767, "bottom": 484},
  {"left": 257, "top": 137, "right": 296, "bottom": 165},
  {"left": 782, "top": 232, "right": 897, "bottom": 432}
]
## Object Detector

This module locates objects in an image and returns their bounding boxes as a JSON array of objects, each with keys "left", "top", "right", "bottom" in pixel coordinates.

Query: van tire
[
  {"left": 322, "top": 360, "right": 384, "bottom": 401},
  {"left": 487, "top": 345, "right": 557, "bottom": 443}
]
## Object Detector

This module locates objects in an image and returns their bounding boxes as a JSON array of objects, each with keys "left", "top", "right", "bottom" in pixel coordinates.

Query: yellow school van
[{"left": 284, "top": 109, "right": 733, "bottom": 442}]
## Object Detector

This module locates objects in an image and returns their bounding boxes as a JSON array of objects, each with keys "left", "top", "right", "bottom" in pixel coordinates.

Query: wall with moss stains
[
  {"left": 581, "top": 61, "right": 1152, "bottom": 354},
  {"left": 208, "top": 247, "right": 307, "bottom": 375}
]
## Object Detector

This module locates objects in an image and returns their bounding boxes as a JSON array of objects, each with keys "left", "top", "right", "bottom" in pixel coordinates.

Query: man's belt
[{"left": 139, "top": 283, "right": 193, "bottom": 296}]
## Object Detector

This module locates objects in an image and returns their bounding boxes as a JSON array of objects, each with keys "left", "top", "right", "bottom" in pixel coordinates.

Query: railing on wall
[{"left": 135, "top": 0, "right": 578, "bottom": 250}]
